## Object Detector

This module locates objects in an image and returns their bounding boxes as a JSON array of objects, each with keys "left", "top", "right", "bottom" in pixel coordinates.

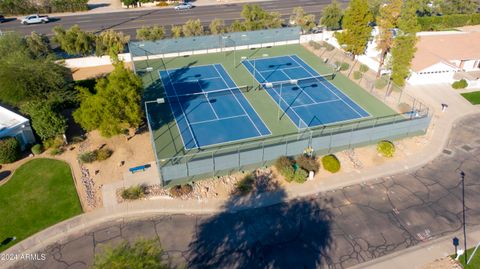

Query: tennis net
[
  {"left": 262, "top": 74, "right": 336, "bottom": 90},
  {"left": 165, "top": 85, "right": 251, "bottom": 101}
]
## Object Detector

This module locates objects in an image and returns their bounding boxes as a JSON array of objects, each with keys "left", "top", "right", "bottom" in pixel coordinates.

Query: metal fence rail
[
  {"left": 159, "top": 111, "right": 431, "bottom": 184},
  {"left": 129, "top": 27, "right": 302, "bottom": 60}
]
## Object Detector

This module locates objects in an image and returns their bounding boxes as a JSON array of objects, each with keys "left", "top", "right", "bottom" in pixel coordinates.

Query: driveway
[{"left": 11, "top": 114, "right": 480, "bottom": 269}]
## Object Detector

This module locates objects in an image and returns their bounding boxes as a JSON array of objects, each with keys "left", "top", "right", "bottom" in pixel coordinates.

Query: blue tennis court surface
[
  {"left": 160, "top": 64, "right": 270, "bottom": 150},
  {"left": 242, "top": 55, "right": 370, "bottom": 129}
]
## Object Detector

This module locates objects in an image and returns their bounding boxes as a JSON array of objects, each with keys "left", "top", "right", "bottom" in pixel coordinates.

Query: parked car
[
  {"left": 0, "top": 14, "right": 5, "bottom": 23},
  {"left": 174, "top": 3, "right": 193, "bottom": 10},
  {"left": 21, "top": 14, "right": 49, "bottom": 25}
]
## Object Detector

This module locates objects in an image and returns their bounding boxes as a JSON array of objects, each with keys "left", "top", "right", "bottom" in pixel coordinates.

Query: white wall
[{"left": 61, "top": 53, "right": 131, "bottom": 69}]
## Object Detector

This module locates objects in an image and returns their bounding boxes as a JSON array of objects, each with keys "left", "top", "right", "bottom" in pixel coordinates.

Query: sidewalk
[{"left": 351, "top": 226, "right": 480, "bottom": 269}]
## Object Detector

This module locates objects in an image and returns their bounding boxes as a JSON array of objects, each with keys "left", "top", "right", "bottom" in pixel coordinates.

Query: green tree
[
  {"left": 229, "top": 20, "right": 246, "bottom": 32},
  {"left": 52, "top": 25, "right": 94, "bottom": 56},
  {"left": 376, "top": 0, "right": 403, "bottom": 77},
  {"left": 121, "top": 0, "right": 138, "bottom": 8},
  {"left": 20, "top": 100, "right": 67, "bottom": 141},
  {"left": 441, "top": 0, "right": 478, "bottom": 14},
  {"left": 182, "top": 19, "right": 204, "bottom": 37},
  {"left": 390, "top": 0, "right": 419, "bottom": 86},
  {"left": 25, "top": 32, "right": 51, "bottom": 58},
  {"left": 0, "top": 137, "right": 21, "bottom": 164},
  {"left": 367, "top": 0, "right": 385, "bottom": 21},
  {"left": 95, "top": 30, "right": 130, "bottom": 59},
  {"left": 92, "top": 239, "right": 170, "bottom": 269},
  {"left": 170, "top": 25, "right": 183, "bottom": 38},
  {"left": 209, "top": 18, "right": 226, "bottom": 35},
  {"left": 336, "top": 0, "right": 373, "bottom": 57},
  {"left": 0, "top": 33, "right": 69, "bottom": 106},
  {"left": 241, "top": 4, "right": 283, "bottom": 30},
  {"left": 320, "top": 0, "right": 343, "bottom": 30},
  {"left": 73, "top": 63, "right": 143, "bottom": 137},
  {"left": 415, "top": 0, "right": 443, "bottom": 16},
  {"left": 291, "top": 7, "right": 317, "bottom": 33},
  {"left": 136, "top": 25, "right": 165, "bottom": 41}
]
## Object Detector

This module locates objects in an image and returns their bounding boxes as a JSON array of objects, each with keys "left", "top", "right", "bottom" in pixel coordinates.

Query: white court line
[
  {"left": 190, "top": 114, "right": 247, "bottom": 125},
  {"left": 163, "top": 70, "right": 198, "bottom": 149},
  {"left": 179, "top": 76, "right": 223, "bottom": 83},
  {"left": 288, "top": 55, "right": 366, "bottom": 118},
  {"left": 245, "top": 61, "right": 309, "bottom": 128},
  {"left": 291, "top": 99, "right": 340, "bottom": 109},
  {"left": 280, "top": 69, "right": 317, "bottom": 103},
  {"left": 196, "top": 79, "right": 220, "bottom": 120},
  {"left": 212, "top": 64, "right": 263, "bottom": 136}
]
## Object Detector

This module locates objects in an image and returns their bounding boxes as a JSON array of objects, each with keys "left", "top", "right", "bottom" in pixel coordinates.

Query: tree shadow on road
[{"left": 187, "top": 185, "right": 334, "bottom": 268}]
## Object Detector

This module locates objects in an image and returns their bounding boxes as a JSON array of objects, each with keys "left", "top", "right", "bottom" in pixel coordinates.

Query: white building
[{"left": 0, "top": 106, "right": 36, "bottom": 150}]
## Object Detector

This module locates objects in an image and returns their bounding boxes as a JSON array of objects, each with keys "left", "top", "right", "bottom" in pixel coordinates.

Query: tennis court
[
  {"left": 242, "top": 55, "right": 370, "bottom": 128},
  {"left": 160, "top": 64, "right": 271, "bottom": 150}
]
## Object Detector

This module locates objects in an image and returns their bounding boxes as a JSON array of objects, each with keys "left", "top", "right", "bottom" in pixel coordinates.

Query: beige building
[
  {"left": 0, "top": 106, "right": 36, "bottom": 150},
  {"left": 408, "top": 31, "right": 480, "bottom": 86}
]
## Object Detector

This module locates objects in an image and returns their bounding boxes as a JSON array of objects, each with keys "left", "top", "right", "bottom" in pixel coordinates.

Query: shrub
[
  {"left": 169, "top": 184, "right": 193, "bottom": 197},
  {"left": 292, "top": 168, "right": 308, "bottom": 183},
  {"left": 335, "top": 61, "right": 349, "bottom": 71},
  {"left": 156, "top": 1, "right": 168, "bottom": 6},
  {"left": 309, "top": 40, "right": 322, "bottom": 50},
  {"left": 397, "top": 102, "right": 412, "bottom": 113},
  {"left": 296, "top": 155, "right": 320, "bottom": 173},
  {"left": 452, "top": 79, "right": 468, "bottom": 89},
  {"left": 71, "top": 136, "right": 85, "bottom": 144},
  {"left": 121, "top": 185, "right": 147, "bottom": 200},
  {"left": 78, "top": 151, "right": 96, "bottom": 163},
  {"left": 281, "top": 165, "right": 295, "bottom": 182},
  {"left": 95, "top": 148, "right": 113, "bottom": 161},
  {"left": 50, "top": 148, "right": 64, "bottom": 156},
  {"left": 377, "top": 140, "right": 395, "bottom": 158},
  {"left": 236, "top": 173, "right": 255, "bottom": 195},
  {"left": 275, "top": 156, "right": 293, "bottom": 171},
  {"left": 321, "top": 155, "right": 341, "bottom": 173},
  {"left": 31, "top": 144, "right": 44, "bottom": 155},
  {"left": 43, "top": 136, "right": 64, "bottom": 149},
  {"left": 323, "top": 42, "right": 334, "bottom": 51},
  {"left": 359, "top": 64, "right": 369, "bottom": 73},
  {"left": 0, "top": 137, "right": 21, "bottom": 164},
  {"left": 353, "top": 71, "right": 362, "bottom": 80},
  {"left": 375, "top": 76, "right": 389, "bottom": 89}
]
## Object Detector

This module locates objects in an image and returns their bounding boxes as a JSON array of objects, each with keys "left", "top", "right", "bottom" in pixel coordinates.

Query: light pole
[
  {"left": 460, "top": 170, "right": 468, "bottom": 265},
  {"left": 145, "top": 98, "right": 165, "bottom": 186}
]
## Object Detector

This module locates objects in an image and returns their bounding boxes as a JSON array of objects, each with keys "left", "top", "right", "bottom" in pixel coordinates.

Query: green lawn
[
  {"left": 455, "top": 247, "right": 480, "bottom": 269},
  {"left": 0, "top": 158, "right": 82, "bottom": 251},
  {"left": 461, "top": 91, "right": 480, "bottom": 105}
]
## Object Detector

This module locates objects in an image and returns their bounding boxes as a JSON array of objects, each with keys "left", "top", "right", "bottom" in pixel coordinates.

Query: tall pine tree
[
  {"left": 336, "top": 0, "right": 373, "bottom": 57},
  {"left": 390, "top": 0, "right": 420, "bottom": 86}
]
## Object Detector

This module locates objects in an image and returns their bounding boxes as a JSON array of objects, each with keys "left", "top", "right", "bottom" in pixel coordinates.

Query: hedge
[
  {"left": 321, "top": 155, "right": 341, "bottom": 173},
  {"left": 452, "top": 79, "right": 468, "bottom": 89},
  {"left": 377, "top": 140, "right": 395, "bottom": 158},
  {"left": 0, "top": 137, "right": 21, "bottom": 164},
  {"left": 31, "top": 144, "right": 44, "bottom": 155},
  {"left": 417, "top": 14, "right": 480, "bottom": 31}
]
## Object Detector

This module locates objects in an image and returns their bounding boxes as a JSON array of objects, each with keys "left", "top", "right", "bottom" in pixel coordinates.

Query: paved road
[
  {"left": 0, "top": 0, "right": 346, "bottom": 38},
  {"left": 11, "top": 114, "right": 480, "bottom": 269}
]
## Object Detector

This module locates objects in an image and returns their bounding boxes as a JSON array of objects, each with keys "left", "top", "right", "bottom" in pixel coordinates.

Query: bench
[{"left": 129, "top": 165, "right": 146, "bottom": 173}]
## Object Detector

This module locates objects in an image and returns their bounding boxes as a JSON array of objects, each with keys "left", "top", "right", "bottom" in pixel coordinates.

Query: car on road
[
  {"left": 0, "top": 14, "right": 5, "bottom": 23},
  {"left": 174, "top": 3, "right": 193, "bottom": 10},
  {"left": 21, "top": 14, "right": 49, "bottom": 25}
]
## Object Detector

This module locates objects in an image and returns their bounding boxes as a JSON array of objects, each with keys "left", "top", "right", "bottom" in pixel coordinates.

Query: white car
[
  {"left": 21, "top": 14, "right": 49, "bottom": 25},
  {"left": 174, "top": 3, "right": 193, "bottom": 10}
]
